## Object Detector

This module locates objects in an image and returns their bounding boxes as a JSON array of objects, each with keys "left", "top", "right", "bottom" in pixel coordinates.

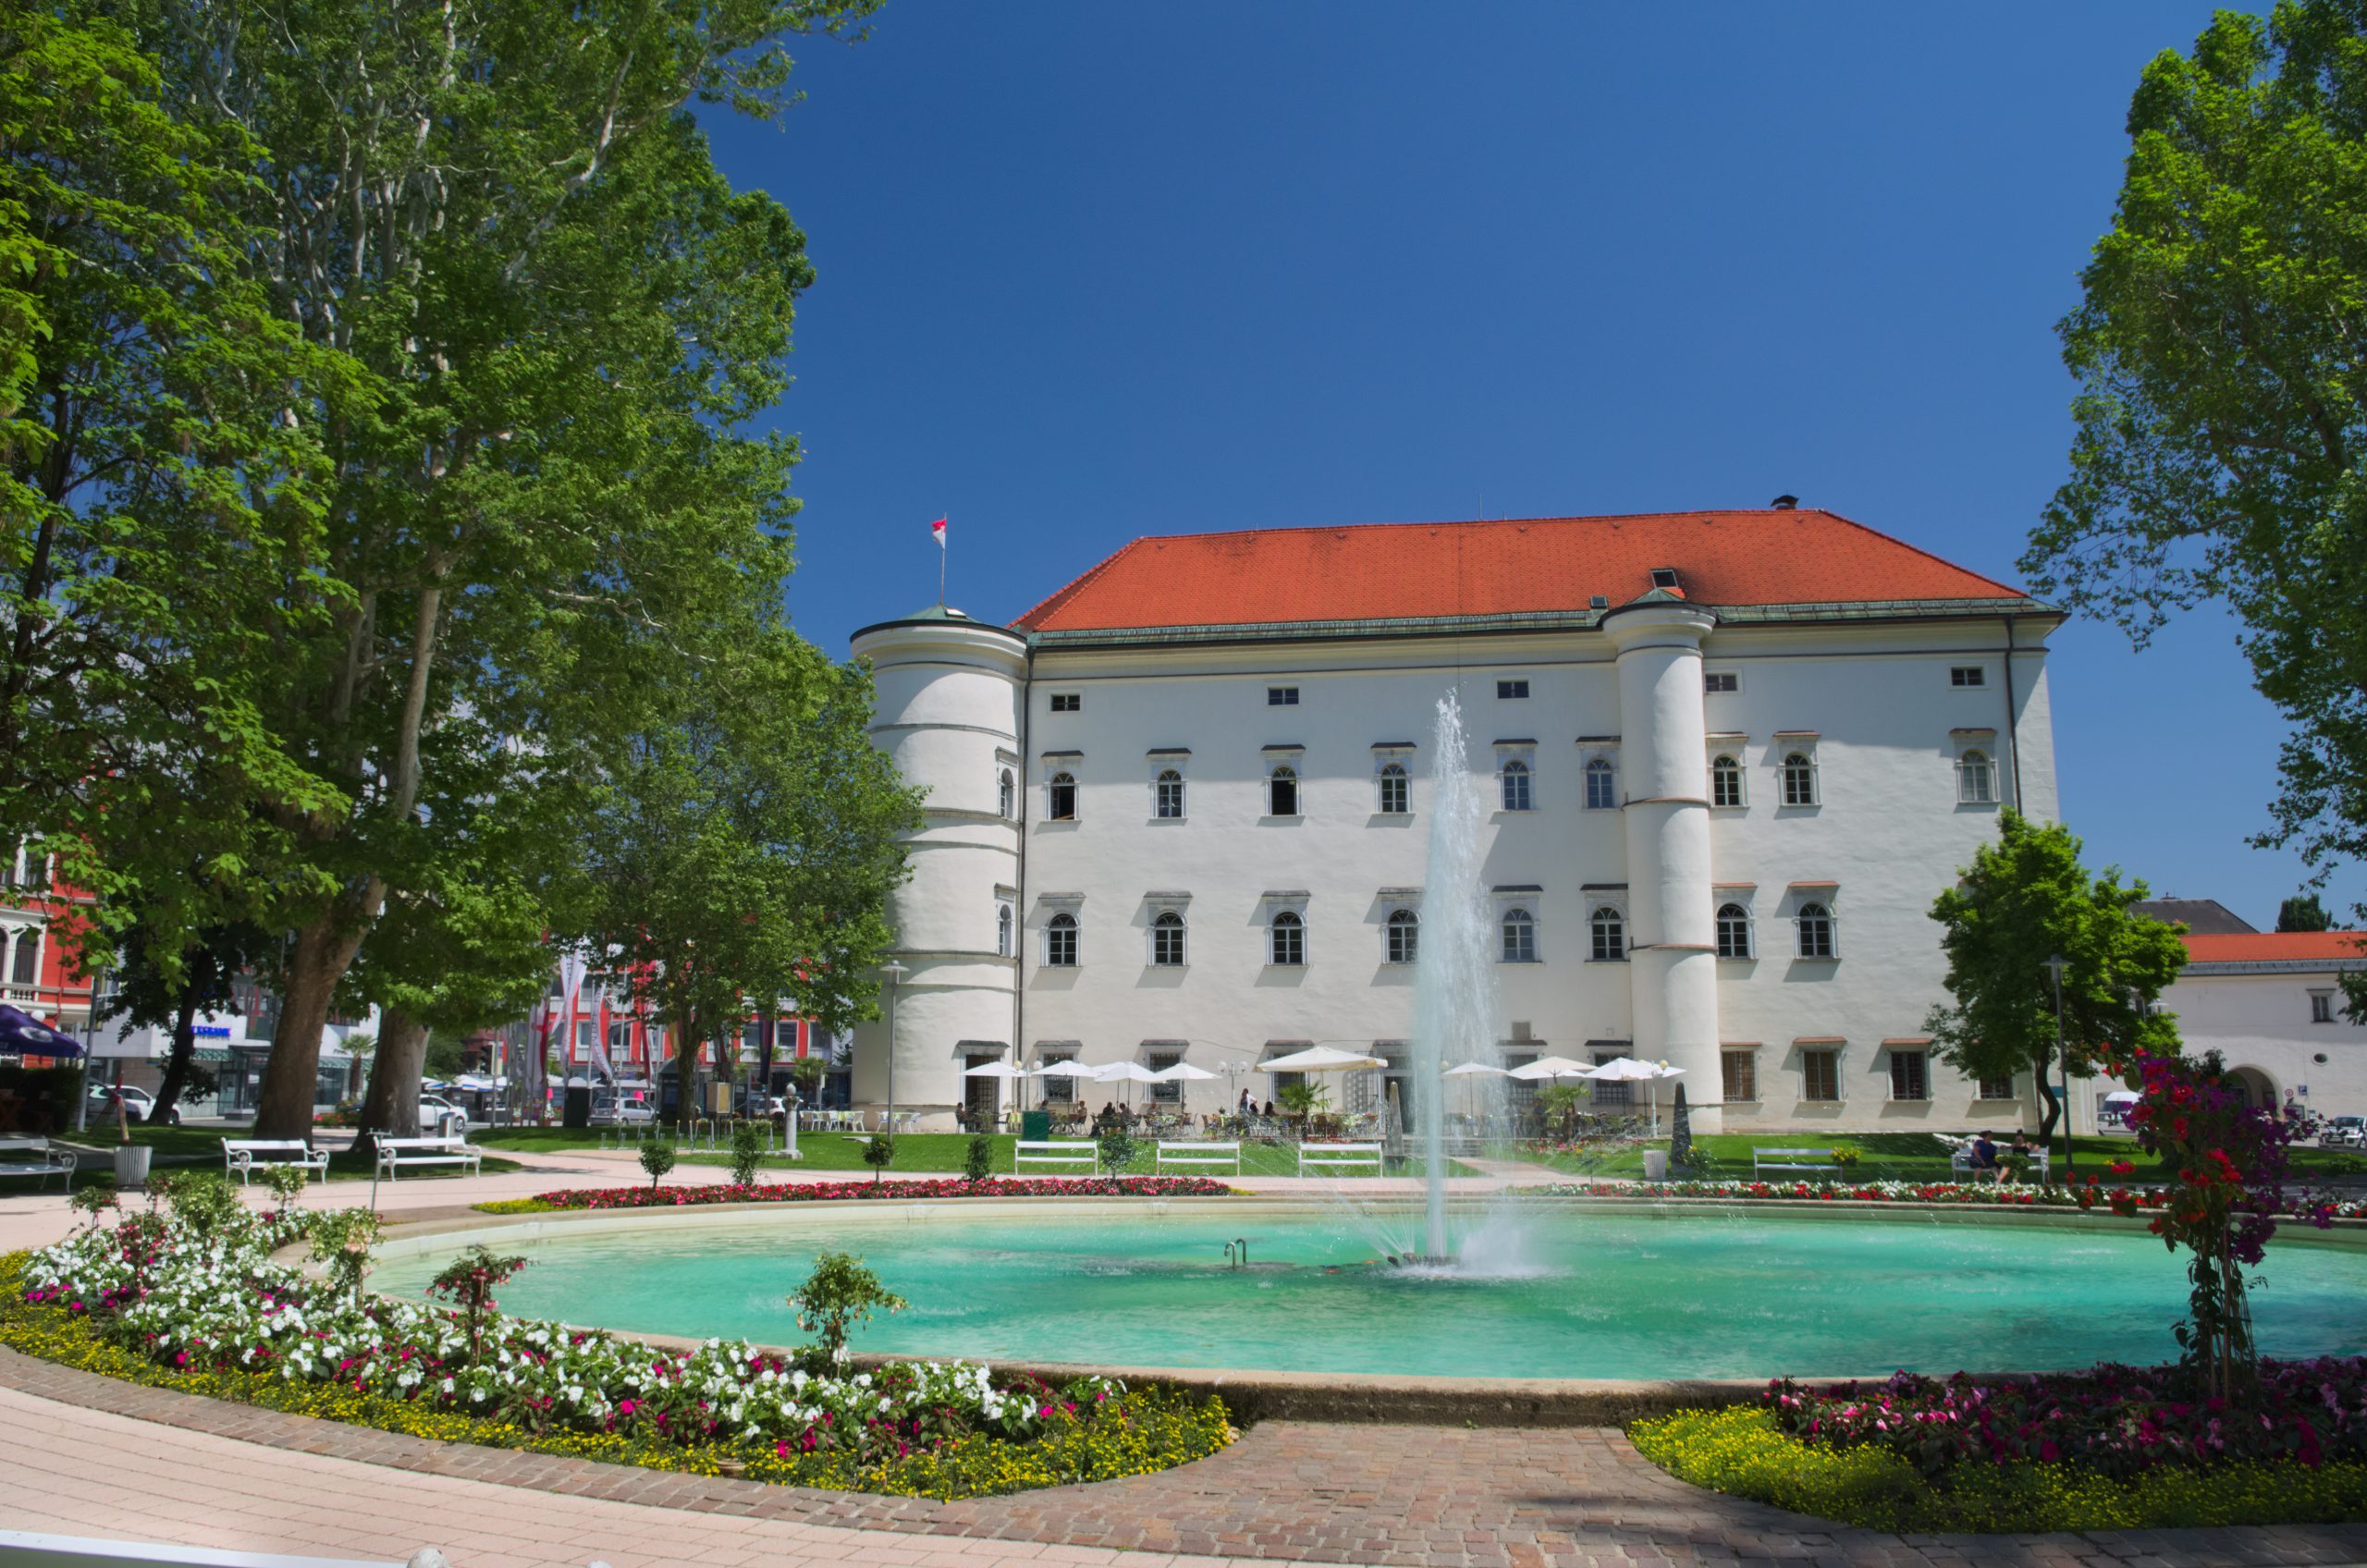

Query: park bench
[
  {"left": 1012, "top": 1139, "right": 1098, "bottom": 1174},
  {"left": 1752, "top": 1146, "right": 1842, "bottom": 1179},
  {"left": 1949, "top": 1143, "right": 2052, "bottom": 1184},
  {"left": 222, "top": 1139, "right": 330, "bottom": 1186},
  {"left": 0, "top": 1525, "right": 412, "bottom": 1566},
  {"left": 0, "top": 1135, "right": 77, "bottom": 1192},
  {"left": 373, "top": 1134, "right": 482, "bottom": 1182},
  {"left": 1154, "top": 1140, "right": 1242, "bottom": 1176},
  {"left": 1295, "top": 1141, "right": 1383, "bottom": 1177}
]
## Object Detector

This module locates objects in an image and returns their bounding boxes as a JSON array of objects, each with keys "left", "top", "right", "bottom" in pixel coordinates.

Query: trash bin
[
  {"left": 1021, "top": 1109, "right": 1050, "bottom": 1141},
  {"left": 562, "top": 1084, "right": 592, "bottom": 1130}
]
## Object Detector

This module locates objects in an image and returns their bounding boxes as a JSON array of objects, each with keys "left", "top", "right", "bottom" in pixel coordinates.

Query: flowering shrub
[
  {"left": 511, "top": 1175, "right": 1236, "bottom": 1211},
  {"left": 1764, "top": 1362, "right": 2367, "bottom": 1480},
  {"left": 8, "top": 1202, "right": 1233, "bottom": 1496}
]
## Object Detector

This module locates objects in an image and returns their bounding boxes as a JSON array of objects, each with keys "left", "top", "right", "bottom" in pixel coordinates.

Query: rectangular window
[
  {"left": 1041, "top": 1053, "right": 1078, "bottom": 1104},
  {"left": 1888, "top": 1049, "right": 1929, "bottom": 1102},
  {"left": 7, "top": 930, "right": 37, "bottom": 986},
  {"left": 2312, "top": 991, "right": 2336, "bottom": 1023},
  {"left": 1976, "top": 1072, "right": 2016, "bottom": 1101},
  {"left": 1049, "top": 692, "right": 1082, "bottom": 713},
  {"left": 1703, "top": 672, "right": 1738, "bottom": 694},
  {"left": 1496, "top": 679, "right": 1529, "bottom": 700},
  {"left": 1147, "top": 1049, "right": 1183, "bottom": 1105},
  {"left": 1802, "top": 1048, "right": 1840, "bottom": 1103},
  {"left": 1950, "top": 667, "right": 1986, "bottom": 688},
  {"left": 1721, "top": 1048, "right": 1757, "bottom": 1103},
  {"left": 1267, "top": 686, "right": 1299, "bottom": 706}
]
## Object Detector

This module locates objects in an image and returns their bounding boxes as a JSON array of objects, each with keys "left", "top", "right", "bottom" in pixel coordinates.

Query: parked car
[
  {"left": 416, "top": 1094, "right": 467, "bottom": 1132},
  {"left": 589, "top": 1091, "right": 655, "bottom": 1126},
  {"left": 86, "top": 1083, "right": 177, "bottom": 1126},
  {"left": 2321, "top": 1115, "right": 2364, "bottom": 1148}
]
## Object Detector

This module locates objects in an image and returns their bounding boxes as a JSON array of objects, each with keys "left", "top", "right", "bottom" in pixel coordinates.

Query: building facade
[
  {"left": 850, "top": 507, "right": 2064, "bottom": 1133},
  {"left": 2146, "top": 930, "right": 2367, "bottom": 1129}
]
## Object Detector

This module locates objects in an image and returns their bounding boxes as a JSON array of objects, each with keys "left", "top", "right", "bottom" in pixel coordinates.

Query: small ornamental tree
[
  {"left": 862, "top": 1133, "right": 895, "bottom": 1185},
  {"left": 2098, "top": 1047, "right": 2337, "bottom": 1402},
  {"left": 639, "top": 1141, "right": 677, "bottom": 1191},
  {"left": 426, "top": 1243, "right": 530, "bottom": 1364},
  {"left": 963, "top": 1133, "right": 994, "bottom": 1183},
  {"left": 1096, "top": 1125, "right": 1137, "bottom": 1176},
  {"left": 307, "top": 1209, "right": 384, "bottom": 1304},
  {"left": 789, "top": 1250, "right": 906, "bottom": 1364},
  {"left": 730, "top": 1121, "right": 767, "bottom": 1186}
]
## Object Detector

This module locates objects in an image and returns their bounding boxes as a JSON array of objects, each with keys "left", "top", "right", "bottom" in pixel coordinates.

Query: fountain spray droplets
[{"left": 1411, "top": 690, "right": 1506, "bottom": 1261}]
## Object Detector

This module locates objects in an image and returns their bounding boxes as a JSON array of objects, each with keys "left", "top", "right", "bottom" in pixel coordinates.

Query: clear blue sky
[{"left": 700, "top": 2, "right": 2356, "bottom": 931}]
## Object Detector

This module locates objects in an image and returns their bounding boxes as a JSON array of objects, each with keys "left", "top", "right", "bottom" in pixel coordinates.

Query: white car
[
  {"left": 590, "top": 1091, "right": 655, "bottom": 1126},
  {"left": 88, "top": 1083, "right": 177, "bottom": 1126},
  {"left": 416, "top": 1094, "right": 467, "bottom": 1131}
]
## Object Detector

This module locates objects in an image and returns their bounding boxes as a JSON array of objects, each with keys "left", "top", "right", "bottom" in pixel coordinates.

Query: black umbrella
[{"left": 0, "top": 1003, "right": 82, "bottom": 1058}]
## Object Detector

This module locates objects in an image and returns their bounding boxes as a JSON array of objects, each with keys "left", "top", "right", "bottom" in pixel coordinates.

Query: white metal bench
[
  {"left": 1155, "top": 1140, "right": 1241, "bottom": 1176},
  {"left": 222, "top": 1139, "right": 329, "bottom": 1186},
  {"left": 1949, "top": 1143, "right": 2051, "bottom": 1183},
  {"left": 1013, "top": 1139, "right": 1098, "bottom": 1173},
  {"left": 1296, "top": 1141, "right": 1383, "bottom": 1177},
  {"left": 0, "top": 1136, "right": 77, "bottom": 1192},
  {"left": 0, "top": 1526, "right": 409, "bottom": 1565},
  {"left": 373, "top": 1134, "right": 482, "bottom": 1182},
  {"left": 1752, "top": 1146, "right": 1841, "bottom": 1178}
]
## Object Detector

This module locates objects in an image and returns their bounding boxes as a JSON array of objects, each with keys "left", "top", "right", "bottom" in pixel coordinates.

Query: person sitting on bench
[{"left": 1967, "top": 1130, "right": 2001, "bottom": 1183}]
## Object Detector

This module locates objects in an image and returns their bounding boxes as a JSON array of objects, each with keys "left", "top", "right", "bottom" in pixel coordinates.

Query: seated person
[{"left": 1966, "top": 1131, "right": 2000, "bottom": 1182}]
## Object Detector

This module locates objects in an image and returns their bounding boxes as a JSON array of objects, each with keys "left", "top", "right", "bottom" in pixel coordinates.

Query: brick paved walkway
[{"left": 6, "top": 1345, "right": 2367, "bottom": 1568}]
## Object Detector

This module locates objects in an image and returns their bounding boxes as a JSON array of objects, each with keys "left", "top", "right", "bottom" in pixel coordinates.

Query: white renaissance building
[{"left": 848, "top": 504, "right": 2063, "bottom": 1134}]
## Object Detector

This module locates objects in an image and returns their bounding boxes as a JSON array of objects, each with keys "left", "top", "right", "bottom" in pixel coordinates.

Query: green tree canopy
[
  {"left": 1926, "top": 810, "right": 2189, "bottom": 1151},
  {"left": 2026, "top": 2, "right": 2367, "bottom": 921},
  {"left": 2278, "top": 893, "right": 2334, "bottom": 931}
]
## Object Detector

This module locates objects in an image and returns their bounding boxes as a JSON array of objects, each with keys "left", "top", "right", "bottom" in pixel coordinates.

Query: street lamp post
[
  {"left": 2044, "top": 953, "right": 2073, "bottom": 1185},
  {"left": 879, "top": 959, "right": 907, "bottom": 1132}
]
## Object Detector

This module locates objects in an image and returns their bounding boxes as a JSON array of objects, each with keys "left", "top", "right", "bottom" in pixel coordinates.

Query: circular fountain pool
[{"left": 373, "top": 1203, "right": 2367, "bottom": 1381}]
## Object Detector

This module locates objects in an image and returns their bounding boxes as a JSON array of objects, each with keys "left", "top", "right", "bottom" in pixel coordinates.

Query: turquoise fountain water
[{"left": 374, "top": 1209, "right": 2367, "bottom": 1379}]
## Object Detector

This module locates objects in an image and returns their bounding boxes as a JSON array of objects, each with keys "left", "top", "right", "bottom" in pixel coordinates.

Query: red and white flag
[{"left": 930, "top": 517, "right": 947, "bottom": 549}]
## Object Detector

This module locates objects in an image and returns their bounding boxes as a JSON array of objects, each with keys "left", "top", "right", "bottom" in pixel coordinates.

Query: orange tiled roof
[
  {"left": 2181, "top": 931, "right": 2367, "bottom": 964},
  {"left": 1013, "top": 508, "right": 2028, "bottom": 633}
]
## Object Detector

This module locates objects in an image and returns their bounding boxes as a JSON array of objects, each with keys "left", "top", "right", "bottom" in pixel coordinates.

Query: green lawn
[
  {"left": 1528, "top": 1130, "right": 2367, "bottom": 1183},
  {"left": 479, "top": 1126, "right": 1472, "bottom": 1180}
]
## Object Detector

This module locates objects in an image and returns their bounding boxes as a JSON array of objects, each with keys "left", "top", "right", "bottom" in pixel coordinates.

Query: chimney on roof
[{"left": 1771, "top": 494, "right": 1798, "bottom": 510}]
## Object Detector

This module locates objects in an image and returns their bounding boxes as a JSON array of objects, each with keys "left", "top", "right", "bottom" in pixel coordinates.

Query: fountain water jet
[{"left": 1408, "top": 691, "right": 1505, "bottom": 1261}]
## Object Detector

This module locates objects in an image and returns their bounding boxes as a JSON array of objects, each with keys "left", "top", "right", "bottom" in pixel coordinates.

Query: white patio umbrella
[
  {"left": 1506, "top": 1054, "right": 1594, "bottom": 1081},
  {"left": 1147, "top": 1060, "right": 1217, "bottom": 1115},
  {"left": 1258, "top": 1044, "right": 1386, "bottom": 1072},
  {"left": 1093, "top": 1059, "right": 1162, "bottom": 1110},
  {"left": 1031, "top": 1057, "right": 1098, "bottom": 1120},
  {"left": 963, "top": 1058, "right": 1030, "bottom": 1113},
  {"left": 1442, "top": 1060, "right": 1510, "bottom": 1124},
  {"left": 1582, "top": 1057, "right": 1686, "bottom": 1135}
]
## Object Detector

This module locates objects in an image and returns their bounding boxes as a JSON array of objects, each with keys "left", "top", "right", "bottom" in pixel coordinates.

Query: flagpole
[{"left": 938, "top": 517, "right": 946, "bottom": 606}]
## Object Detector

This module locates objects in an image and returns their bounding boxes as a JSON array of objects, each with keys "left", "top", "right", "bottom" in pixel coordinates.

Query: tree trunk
[
  {"left": 252, "top": 910, "right": 372, "bottom": 1139},
  {"left": 357, "top": 1007, "right": 430, "bottom": 1155},
  {"left": 151, "top": 989, "right": 202, "bottom": 1121}
]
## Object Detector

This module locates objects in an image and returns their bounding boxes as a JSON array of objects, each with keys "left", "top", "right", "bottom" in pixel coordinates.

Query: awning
[{"left": 0, "top": 1005, "right": 81, "bottom": 1059}]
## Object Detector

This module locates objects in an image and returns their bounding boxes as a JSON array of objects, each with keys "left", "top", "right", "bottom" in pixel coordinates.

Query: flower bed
[
  {"left": 495, "top": 1174, "right": 1237, "bottom": 1212},
  {"left": 5, "top": 1203, "right": 1233, "bottom": 1498},
  {"left": 1521, "top": 1178, "right": 2367, "bottom": 1219}
]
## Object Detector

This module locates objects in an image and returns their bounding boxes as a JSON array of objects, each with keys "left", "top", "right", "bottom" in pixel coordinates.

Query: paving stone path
[{"left": 6, "top": 1344, "right": 2367, "bottom": 1568}]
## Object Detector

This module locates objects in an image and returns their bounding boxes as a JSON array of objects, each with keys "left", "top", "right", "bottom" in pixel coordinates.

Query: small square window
[
  {"left": 1268, "top": 686, "right": 1300, "bottom": 706},
  {"left": 1950, "top": 667, "right": 1986, "bottom": 688},
  {"left": 1976, "top": 1073, "right": 2016, "bottom": 1101},
  {"left": 1650, "top": 568, "right": 1681, "bottom": 591},
  {"left": 1496, "top": 679, "right": 1529, "bottom": 700},
  {"left": 1703, "top": 672, "right": 1738, "bottom": 694},
  {"left": 1049, "top": 692, "right": 1082, "bottom": 713},
  {"left": 2312, "top": 991, "right": 2336, "bottom": 1023}
]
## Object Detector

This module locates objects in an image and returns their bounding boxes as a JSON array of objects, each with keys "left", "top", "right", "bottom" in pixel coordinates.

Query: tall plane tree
[{"left": 121, "top": 0, "right": 876, "bottom": 1136}]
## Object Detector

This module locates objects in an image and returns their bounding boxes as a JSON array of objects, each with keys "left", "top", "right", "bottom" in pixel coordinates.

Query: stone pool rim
[{"left": 350, "top": 1194, "right": 2367, "bottom": 1428}]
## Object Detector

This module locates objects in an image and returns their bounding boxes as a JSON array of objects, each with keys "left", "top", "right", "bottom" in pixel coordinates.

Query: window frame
[
  {"left": 1802, "top": 1047, "right": 1842, "bottom": 1104},
  {"left": 1779, "top": 750, "right": 1819, "bottom": 807},
  {"left": 1500, "top": 757, "right": 1534, "bottom": 813},
  {"left": 998, "top": 768, "right": 1016, "bottom": 820},
  {"left": 1714, "top": 902, "right": 1752, "bottom": 960},
  {"left": 1583, "top": 756, "right": 1616, "bottom": 811},
  {"left": 1956, "top": 748, "right": 1996, "bottom": 805},
  {"left": 1710, "top": 753, "right": 1745, "bottom": 809},
  {"left": 1588, "top": 905, "right": 1626, "bottom": 962},
  {"left": 1888, "top": 1047, "right": 1930, "bottom": 1103},
  {"left": 6, "top": 927, "right": 38, "bottom": 986},
  {"left": 1377, "top": 761, "right": 1410, "bottom": 815},
  {"left": 996, "top": 902, "right": 1014, "bottom": 959},
  {"left": 1269, "top": 909, "right": 1306, "bottom": 967},
  {"left": 1047, "top": 770, "right": 1078, "bottom": 822},
  {"left": 1153, "top": 767, "right": 1186, "bottom": 820},
  {"left": 1044, "top": 913, "right": 1079, "bottom": 968},
  {"left": 1500, "top": 906, "right": 1539, "bottom": 963},
  {"left": 1795, "top": 901, "right": 1837, "bottom": 960},
  {"left": 1384, "top": 908, "right": 1419, "bottom": 965},
  {"left": 1150, "top": 910, "right": 1188, "bottom": 968},
  {"left": 1496, "top": 678, "right": 1530, "bottom": 700},
  {"left": 1703, "top": 671, "right": 1739, "bottom": 694},
  {"left": 1267, "top": 685, "right": 1301, "bottom": 707},
  {"left": 1975, "top": 1072, "right": 2017, "bottom": 1101},
  {"left": 1268, "top": 763, "right": 1301, "bottom": 817},
  {"left": 1950, "top": 666, "right": 1987, "bottom": 689},
  {"left": 2311, "top": 990, "right": 2336, "bottom": 1024},
  {"left": 1049, "top": 692, "right": 1082, "bottom": 713},
  {"left": 1720, "top": 1047, "right": 1757, "bottom": 1104}
]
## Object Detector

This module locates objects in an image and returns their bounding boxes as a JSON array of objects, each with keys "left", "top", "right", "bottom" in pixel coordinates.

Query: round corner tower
[{"left": 849, "top": 607, "right": 1028, "bottom": 1128}]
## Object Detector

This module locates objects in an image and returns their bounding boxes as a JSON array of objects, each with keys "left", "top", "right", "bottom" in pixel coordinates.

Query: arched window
[
  {"left": 1385, "top": 909, "right": 1419, "bottom": 965},
  {"left": 1378, "top": 763, "right": 1409, "bottom": 815},
  {"left": 1583, "top": 757, "right": 1615, "bottom": 810},
  {"left": 1715, "top": 902, "right": 1751, "bottom": 959},
  {"left": 1501, "top": 907, "right": 1538, "bottom": 963},
  {"left": 1956, "top": 749, "right": 1994, "bottom": 804},
  {"left": 1711, "top": 754, "right": 1744, "bottom": 808},
  {"left": 1589, "top": 906, "right": 1625, "bottom": 962},
  {"left": 1269, "top": 910, "right": 1305, "bottom": 966},
  {"left": 1046, "top": 913, "right": 1078, "bottom": 967},
  {"left": 998, "top": 768, "right": 1015, "bottom": 820},
  {"left": 1154, "top": 768, "right": 1185, "bottom": 818},
  {"left": 1049, "top": 771, "right": 1077, "bottom": 821},
  {"left": 1269, "top": 765, "right": 1299, "bottom": 816},
  {"left": 1780, "top": 752, "right": 1818, "bottom": 807},
  {"left": 8, "top": 928, "right": 37, "bottom": 985},
  {"left": 1152, "top": 910, "right": 1187, "bottom": 966},
  {"left": 1797, "top": 902, "right": 1835, "bottom": 959},
  {"left": 1500, "top": 758, "right": 1532, "bottom": 812},
  {"left": 996, "top": 904, "right": 1013, "bottom": 958}
]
